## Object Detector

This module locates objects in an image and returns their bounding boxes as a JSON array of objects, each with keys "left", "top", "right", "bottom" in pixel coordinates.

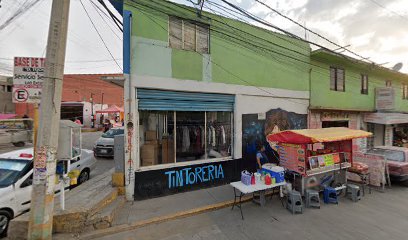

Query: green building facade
[
  {"left": 123, "top": 0, "right": 311, "bottom": 199},
  {"left": 309, "top": 49, "right": 408, "bottom": 150}
]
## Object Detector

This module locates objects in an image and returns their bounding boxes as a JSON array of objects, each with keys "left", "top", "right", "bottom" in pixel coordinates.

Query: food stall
[{"left": 266, "top": 127, "right": 372, "bottom": 195}]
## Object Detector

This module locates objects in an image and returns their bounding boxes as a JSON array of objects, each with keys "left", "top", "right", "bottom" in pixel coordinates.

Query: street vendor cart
[{"left": 266, "top": 127, "right": 372, "bottom": 195}]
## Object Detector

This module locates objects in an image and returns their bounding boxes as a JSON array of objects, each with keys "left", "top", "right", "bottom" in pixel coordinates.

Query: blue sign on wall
[{"left": 165, "top": 164, "right": 225, "bottom": 188}]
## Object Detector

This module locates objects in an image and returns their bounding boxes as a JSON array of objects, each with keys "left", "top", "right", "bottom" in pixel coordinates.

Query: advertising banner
[{"left": 349, "top": 152, "right": 386, "bottom": 187}]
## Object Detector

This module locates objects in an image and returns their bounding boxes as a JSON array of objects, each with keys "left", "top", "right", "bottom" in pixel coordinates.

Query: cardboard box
[
  {"left": 142, "top": 158, "right": 156, "bottom": 166},
  {"left": 146, "top": 130, "right": 157, "bottom": 141},
  {"left": 162, "top": 139, "right": 174, "bottom": 164},
  {"left": 141, "top": 144, "right": 158, "bottom": 160}
]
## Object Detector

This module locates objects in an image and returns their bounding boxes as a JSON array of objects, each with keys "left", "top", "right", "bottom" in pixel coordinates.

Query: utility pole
[{"left": 28, "top": 1, "right": 70, "bottom": 239}]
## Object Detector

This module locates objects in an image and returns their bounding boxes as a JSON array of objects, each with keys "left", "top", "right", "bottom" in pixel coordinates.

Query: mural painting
[{"left": 242, "top": 108, "right": 307, "bottom": 172}]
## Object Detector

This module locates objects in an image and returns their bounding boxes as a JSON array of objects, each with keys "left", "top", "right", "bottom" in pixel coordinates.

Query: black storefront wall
[{"left": 134, "top": 158, "right": 247, "bottom": 200}]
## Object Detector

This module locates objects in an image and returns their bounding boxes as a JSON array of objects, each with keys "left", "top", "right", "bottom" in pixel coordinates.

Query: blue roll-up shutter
[{"left": 137, "top": 89, "right": 234, "bottom": 112}]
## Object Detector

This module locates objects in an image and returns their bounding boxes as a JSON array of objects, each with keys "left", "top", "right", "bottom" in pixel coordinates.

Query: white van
[{"left": 0, "top": 148, "right": 95, "bottom": 237}]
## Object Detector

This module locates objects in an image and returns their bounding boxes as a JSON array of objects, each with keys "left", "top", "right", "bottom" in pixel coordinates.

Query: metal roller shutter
[{"left": 137, "top": 89, "right": 234, "bottom": 112}]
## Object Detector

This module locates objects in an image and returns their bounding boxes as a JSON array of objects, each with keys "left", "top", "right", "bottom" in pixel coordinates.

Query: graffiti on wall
[{"left": 242, "top": 108, "right": 307, "bottom": 171}]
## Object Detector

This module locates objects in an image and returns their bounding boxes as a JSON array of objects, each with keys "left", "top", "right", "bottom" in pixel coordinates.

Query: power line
[
  {"left": 252, "top": 0, "right": 375, "bottom": 63},
  {"left": 126, "top": 2, "right": 310, "bottom": 106},
  {"left": 89, "top": 0, "right": 123, "bottom": 40},
  {"left": 367, "top": 0, "right": 408, "bottom": 21},
  {"left": 96, "top": 0, "right": 123, "bottom": 28},
  {"left": 0, "top": 0, "right": 42, "bottom": 31},
  {"left": 127, "top": 1, "right": 408, "bottom": 92},
  {"left": 90, "top": 0, "right": 123, "bottom": 33},
  {"left": 79, "top": 0, "right": 122, "bottom": 71}
]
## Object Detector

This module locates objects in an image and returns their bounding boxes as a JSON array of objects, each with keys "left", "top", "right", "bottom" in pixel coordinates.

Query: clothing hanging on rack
[{"left": 182, "top": 126, "right": 190, "bottom": 152}]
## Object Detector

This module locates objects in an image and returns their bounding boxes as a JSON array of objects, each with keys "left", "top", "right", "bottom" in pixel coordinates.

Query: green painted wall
[
  {"left": 311, "top": 53, "right": 408, "bottom": 113},
  {"left": 124, "top": 0, "right": 311, "bottom": 91}
]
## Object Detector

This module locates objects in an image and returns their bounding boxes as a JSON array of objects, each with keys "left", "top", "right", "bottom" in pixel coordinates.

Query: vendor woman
[{"left": 256, "top": 144, "right": 270, "bottom": 170}]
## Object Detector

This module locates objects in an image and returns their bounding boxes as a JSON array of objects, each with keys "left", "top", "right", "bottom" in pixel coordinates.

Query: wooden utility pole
[{"left": 28, "top": 1, "right": 70, "bottom": 239}]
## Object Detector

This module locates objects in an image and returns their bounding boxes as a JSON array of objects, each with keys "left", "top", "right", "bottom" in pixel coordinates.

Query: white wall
[{"left": 82, "top": 102, "right": 108, "bottom": 127}]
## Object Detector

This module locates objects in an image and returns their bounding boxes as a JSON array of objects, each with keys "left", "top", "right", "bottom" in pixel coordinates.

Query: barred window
[
  {"left": 169, "top": 16, "right": 209, "bottom": 54},
  {"left": 330, "top": 67, "right": 345, "bottom": 92}
]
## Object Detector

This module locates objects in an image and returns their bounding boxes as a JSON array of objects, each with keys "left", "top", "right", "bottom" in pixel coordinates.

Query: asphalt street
[
  {"left": 0, "top": 131, "right": 114, "bottom": 179},
  {"left": 97, "top": 183, "right": 408, "bottom": 240}
]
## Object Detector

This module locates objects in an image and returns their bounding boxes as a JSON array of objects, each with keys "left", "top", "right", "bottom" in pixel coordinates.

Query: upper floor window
[
  {"left": 361, "top": 74, "right": 368, "bottom": 95},
  {"left": 402, "top": 83, "right": 408, "bottom": 100},
  {"left": 386, "top": 80, "right": 392, "bottom": 87},
  {"left": 169, "top": 16, "right": 209, "bottom": 54},
  {"left": 330, "top": 67, "right": 345, "bottom": 92}
]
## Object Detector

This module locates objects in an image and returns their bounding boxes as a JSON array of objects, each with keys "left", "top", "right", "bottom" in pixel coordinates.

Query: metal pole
[
  {"left": 28, "top": 1, "right": 70, "bottom": 239},
  {"left": 101, "top": 92, "right": 104, "bottom": 110},
  {"left": 91, "top": 93, "right": 94, "bottom": 128}
]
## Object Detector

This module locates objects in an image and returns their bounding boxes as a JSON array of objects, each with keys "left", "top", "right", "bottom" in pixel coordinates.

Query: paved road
[
  {"left": 0, "top": 131, "right": 114, "bottom": 178},
  {"left": 78, "top": 131, "right": 115, "bottom": 178},
  {"left": 97, "top": 183, "right": 408, "bottom": 240}
]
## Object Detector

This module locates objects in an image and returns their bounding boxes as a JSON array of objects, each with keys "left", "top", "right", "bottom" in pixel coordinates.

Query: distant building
[
  {"left": 15, "top": 73, "right": 123, "bottom": 127},
  {"left": 0, "top": 75, "right": 14, "bottom": 113}
]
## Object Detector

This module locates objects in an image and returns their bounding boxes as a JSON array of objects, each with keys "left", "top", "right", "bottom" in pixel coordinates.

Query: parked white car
[
  {"left": 93, "top": 127, "right": 124, "bottom": 158},
  {"left": 0, "top": 148, "right": 96, "bottom": 237}
]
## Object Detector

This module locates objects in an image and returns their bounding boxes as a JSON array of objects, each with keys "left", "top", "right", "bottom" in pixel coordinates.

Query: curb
[
  {"left": 82, "top": 128, "right": 99, "bottom": 133},
  {"left": 78, "top": 194, "right": 260, "bottom": 239}
]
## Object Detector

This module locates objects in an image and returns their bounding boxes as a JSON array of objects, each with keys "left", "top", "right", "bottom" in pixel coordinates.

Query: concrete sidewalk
[
  {"left": 114, "top": 185, "right": 237, "bottom": 226},
  {"left": 61, "top": 184, "right": 249, "bottom": 239}
]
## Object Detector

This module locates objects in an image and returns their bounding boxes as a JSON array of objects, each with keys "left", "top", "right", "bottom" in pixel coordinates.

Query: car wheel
[
  {"left": 12, "top": 141, "right": 25, "bottom": 147},
  {"left": 78, "top": 169, "right": 90, "bottom": 185},
  {"left": 0, "top": 210, "right": 12, "bottom": 238},
  {"left": 402, "top": 180, "right": 408, "bottom": 187}
]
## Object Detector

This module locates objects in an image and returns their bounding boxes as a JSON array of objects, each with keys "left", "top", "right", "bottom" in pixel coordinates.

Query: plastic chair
[
  {"left": 286, "top": 190, "right": 303, "bottom": 214},
  {"left": 346, "top": 184, "right": 361, "bottom": 202},
  {"left": 323, "top": 187, "right": 338, "bottom": 204},
  {"left": 305, "top": 189, "right": 321, "bottom": 208}
]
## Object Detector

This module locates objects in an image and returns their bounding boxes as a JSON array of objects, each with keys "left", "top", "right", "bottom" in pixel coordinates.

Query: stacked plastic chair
[
  {"left": 346, "top": 184, "right": 361, "bottom": 202},
  {"left": 286, "top": 190, "right": 303, "bottom": 214},
  {"left": 305, "top": 189, "right": 321, "bottom": 208}
]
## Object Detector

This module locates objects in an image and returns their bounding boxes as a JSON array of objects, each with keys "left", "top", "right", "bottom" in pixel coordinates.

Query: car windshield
[
  {"left": 367, "top": 149, "right": 405, "bottom": 162},
  {"left": 102, "top": 128, "right": 124, "bottom": 138},
  {"left": 0, "top": 159, "right": 31, "bottom": 188}
]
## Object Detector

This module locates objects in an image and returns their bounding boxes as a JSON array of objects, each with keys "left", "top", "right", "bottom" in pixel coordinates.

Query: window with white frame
[
  {"left": 169, "top": 16, "right": 209, "bottom": 54},
  {"left": 386, "top": 80, "right": 392, "bottom": 87},
  {"left": 330, "top": 67, "right": 345, "bottom": 92}
]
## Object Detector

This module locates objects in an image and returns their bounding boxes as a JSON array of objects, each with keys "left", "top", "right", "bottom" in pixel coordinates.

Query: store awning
[
  {"left": 364, "top": 112, "right": 408, "bottom": 125},
  {"left": 96, "top": 105, "right": 124, "bottom": 114},
  {"left": 266, "top": 127, "right": 372, "bottom": 144}
]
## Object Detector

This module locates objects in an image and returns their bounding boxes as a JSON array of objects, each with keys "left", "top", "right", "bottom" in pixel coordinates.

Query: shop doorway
[
  {"left": 322, "top": 121, "right": 349, "bottom": 128},
  {"left": 61, "top": 103, "right": 84, "bottom": 123}
]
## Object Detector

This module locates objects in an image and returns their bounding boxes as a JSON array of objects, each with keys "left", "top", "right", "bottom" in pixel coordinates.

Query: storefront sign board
[
  {"left": 12, "top": 57, "right": 45, "bottom": 103},
  {"left": 134, "top": 159, "right": 242, "bottom": 200},
  {"left": 320, "top": 112, "right": 350, "bottom": 121},
  {"left": 375, "top": 87, "right": 395, "bottom": 111}
]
